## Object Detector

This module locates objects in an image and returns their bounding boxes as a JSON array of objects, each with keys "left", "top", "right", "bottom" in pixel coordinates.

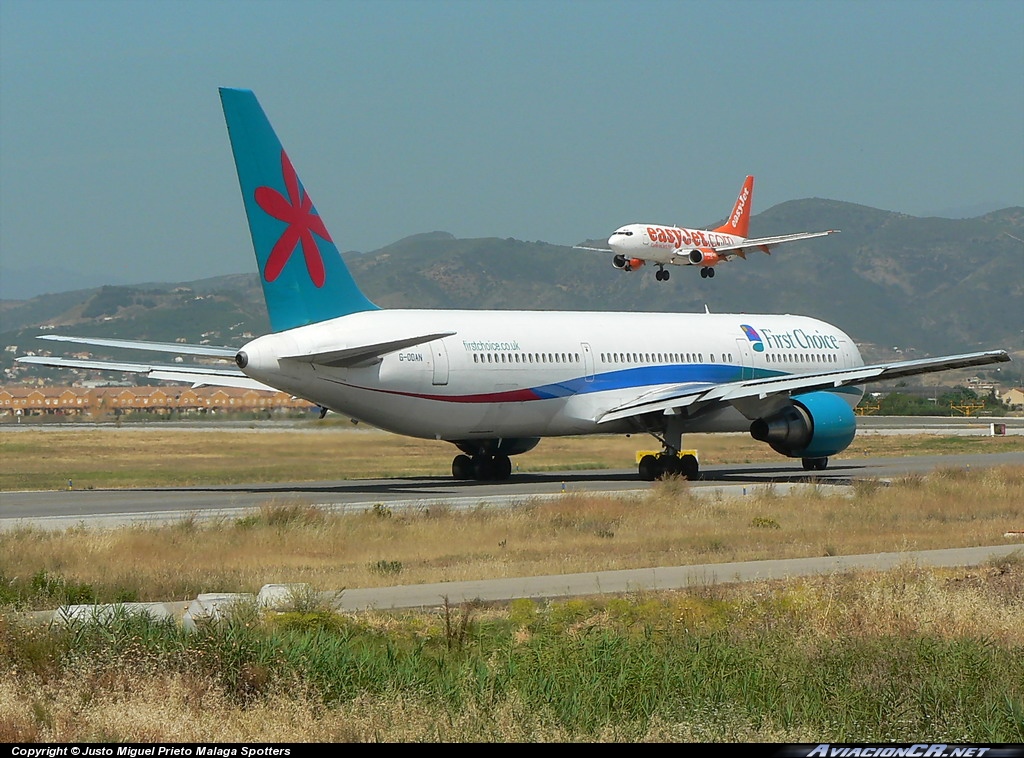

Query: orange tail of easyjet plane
[{"left": 714, "top": 175, "right": 754, "bottom": 239}]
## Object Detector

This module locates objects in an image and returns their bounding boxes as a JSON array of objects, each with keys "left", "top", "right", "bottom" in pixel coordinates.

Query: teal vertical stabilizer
[{"left": 219, "top": 87, "right": 378, "bottom": 332}]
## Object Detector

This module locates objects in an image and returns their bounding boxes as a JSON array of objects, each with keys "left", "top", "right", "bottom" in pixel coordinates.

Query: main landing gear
[
  {"left": 801, "top": 457, "right": 829, "bottom": 471},
  {"left": 452, "top": 453, "right": 512, "bottom": 481},
  {"left": 655, "top": 265, "right": 670, "bottom": 281},
  {"left": 637, "top": 451, "right": 699, "bottom": 481},
  {"left": 636, "top": 418, "right": 699, "bottom": 481},
  {"left": 699, "top": 267, "right": 715, "bottom": 278},
  {"left": 449, "top": 438, "right": 539, "bottom": 482}
]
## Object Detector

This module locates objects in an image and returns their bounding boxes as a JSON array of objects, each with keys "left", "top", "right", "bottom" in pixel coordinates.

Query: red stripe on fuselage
[{"left": 328, "top": 382, "right": 543, "bottom": 404}]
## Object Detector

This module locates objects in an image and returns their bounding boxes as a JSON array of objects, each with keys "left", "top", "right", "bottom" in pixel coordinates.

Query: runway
[{"left": 2, "top": 449, "right": 1022, "bottom": 532}]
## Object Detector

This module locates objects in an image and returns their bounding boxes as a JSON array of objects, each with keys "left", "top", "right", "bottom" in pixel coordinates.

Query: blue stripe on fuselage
[{"left": 530, "top": 363, "right": 751, "bottom": 399}]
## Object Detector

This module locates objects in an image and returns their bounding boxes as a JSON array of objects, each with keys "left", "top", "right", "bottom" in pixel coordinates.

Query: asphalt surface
[
  {"left": 2, "top": 450, "right": 1023, "bottom": 532},
  {"left": 3, "top": 417, "right": 1022, "bottom": 618}
]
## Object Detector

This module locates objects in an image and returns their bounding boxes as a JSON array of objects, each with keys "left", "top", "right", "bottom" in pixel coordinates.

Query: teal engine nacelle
[{"left": 749, "top": 391, "right": 857, "bottom": 459}]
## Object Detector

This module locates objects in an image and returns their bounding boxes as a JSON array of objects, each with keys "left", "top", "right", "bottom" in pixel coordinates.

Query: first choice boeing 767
[{"left": 19, "top": 88, "right": 1010, "bottom": 482}]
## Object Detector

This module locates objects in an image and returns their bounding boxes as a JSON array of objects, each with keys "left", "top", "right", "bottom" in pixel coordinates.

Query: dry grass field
[{"left": 2, "top": 422, "right": 1023, "bottom": 490}]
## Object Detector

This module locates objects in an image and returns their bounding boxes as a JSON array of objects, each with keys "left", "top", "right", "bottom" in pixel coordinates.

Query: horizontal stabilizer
[
  {"left": 284, "top": 332, "right": 457, "bottom": 368},
  {"left": 36, "top": 334, "right": 238, "bottom": 359},
  {"left": 16, "top": 355, "right": 272, "bottom": 391}
]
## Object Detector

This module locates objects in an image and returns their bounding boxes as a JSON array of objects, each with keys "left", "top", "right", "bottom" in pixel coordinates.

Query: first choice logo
[
  {"left": 740, "top": 324, "right": 765, "bottom": 352},
  {"left": 761, "top": 327, "right": 841, "bottom": 351}
]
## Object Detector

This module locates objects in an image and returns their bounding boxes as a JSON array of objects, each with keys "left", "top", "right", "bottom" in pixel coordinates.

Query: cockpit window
[{"left": 611, "top": 230, "right": 633, "bottom": 237}]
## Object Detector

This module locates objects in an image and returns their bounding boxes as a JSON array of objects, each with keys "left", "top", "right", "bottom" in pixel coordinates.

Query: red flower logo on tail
[{"left": 254, "top": 150, "right": 331, "bottom": 287}]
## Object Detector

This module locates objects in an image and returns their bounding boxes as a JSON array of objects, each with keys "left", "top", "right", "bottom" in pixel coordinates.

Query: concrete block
[
  {"left": 257, "top": 583, "right": 312, "bottom": 610},
  {"left": 182, "top": 592, "right": 256, "bottom": 630}
]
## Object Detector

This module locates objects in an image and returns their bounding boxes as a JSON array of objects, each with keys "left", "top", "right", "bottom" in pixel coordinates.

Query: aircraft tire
[
  {"left": 493, "top": 454, "right": 512, "bottom": 481},
  {"left": 658, "top": 454, "right": 683, "bottom": 479},
  {"left": 472, "top": 456, "right": 495, "bottom": 481},
  {"left": 680, "top": 453, "right": 699, "bottom": 479},
  {"left": 700, "top": 268, "right": 709, "bottom": 278},
  {"left": 663, "top": 269, "right": 670, "bottom": 281},
  {"left": 638, "top": 454, "right": 660, "bottom": 481},
  {"left": 708, "top": 268, "right": 715, "bottom": 278},
  {"left": 452, "top": 454, "right": 473, "bottom": 480},
  {"left": 802, "top": 457, "right": 828, "bottom": 471}
]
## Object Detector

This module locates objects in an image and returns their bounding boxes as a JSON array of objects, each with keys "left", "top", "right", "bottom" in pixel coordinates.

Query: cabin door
[
  {"left": 581, "top": 342, "right": 595, "bottom": 382},
  {"left": 734, "top": 339, "right": 754, "bottom": 380},
  {"left": 431, "top": 341, "right": 450, "bottom": 386}
]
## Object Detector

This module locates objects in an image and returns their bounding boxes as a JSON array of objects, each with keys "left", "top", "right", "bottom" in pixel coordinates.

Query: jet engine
[
  {"left": 688, "top": 249, "right": 719, "bottom": 266},
  {"left": 612, "top": 254, "right": 645, "bottom": 271},
  {"left": 749, "top": 391, "right": 856, "bottom": 459}
]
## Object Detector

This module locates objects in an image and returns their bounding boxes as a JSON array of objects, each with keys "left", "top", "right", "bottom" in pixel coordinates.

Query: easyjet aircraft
[
  {"left": 577, "top": 175, "right": 839, "bottom": 281},
  {"left": 20, "top": 89, "right": 1009, "bottom": 482}
]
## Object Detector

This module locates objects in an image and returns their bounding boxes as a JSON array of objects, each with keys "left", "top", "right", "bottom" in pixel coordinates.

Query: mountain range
[{"left": 2, "top": 199, "right": 1022, "bottom": 384}]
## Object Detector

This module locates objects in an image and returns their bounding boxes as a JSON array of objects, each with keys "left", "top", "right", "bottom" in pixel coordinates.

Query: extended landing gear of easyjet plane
[
  {"left": 637, "top": 451, "right": 699, "bottom": 481},
  {"left": 801, "top": 456, "right": 829, "bottom": 471},
  {"left": 699, "top": 267, "right": 715, "bottom": 278},
  {"left": 452, "top": 453, "right": 513, "bottom": 481},
  {"left": 655, "top": 266, "right": 670, "bottom": 281}
]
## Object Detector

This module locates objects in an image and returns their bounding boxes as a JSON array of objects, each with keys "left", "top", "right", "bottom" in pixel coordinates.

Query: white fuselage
[
  {"left": 238, "top": 310, "right": 865, "bottom": 443},
  {"left": 608, "top": 224, "right": 743, "bottom": 265}
]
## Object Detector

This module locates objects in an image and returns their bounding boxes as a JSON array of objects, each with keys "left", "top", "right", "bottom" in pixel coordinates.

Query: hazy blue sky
[{"left": 2, "top": 0, "right": 1022, "bottom": 298}]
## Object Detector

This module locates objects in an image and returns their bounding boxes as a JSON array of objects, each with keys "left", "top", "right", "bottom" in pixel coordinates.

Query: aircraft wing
[
  {"left": 598, "top": 349, "right": 1010, "bottom": 423},
  {"left": 572, "top": 245, "right": 613, "bottom": 253},
  {"left": 16, "top": 355, "right": 270, "bottom": 390},
  {"left": 712, "top": 229, "right": 839, "bottom": 259}
]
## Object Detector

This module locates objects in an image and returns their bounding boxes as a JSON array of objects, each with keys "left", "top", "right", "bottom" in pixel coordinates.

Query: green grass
[{"left": 3, "top": 566, "right": 1022, "bottom": 742}]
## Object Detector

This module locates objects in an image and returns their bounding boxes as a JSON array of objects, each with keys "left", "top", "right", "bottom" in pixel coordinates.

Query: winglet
[
  {"left": 219, "top": 87, "right": 378, "bottom": 332},
  {"left": 713, "top": 175, "right": 754, "bottom": 238}
]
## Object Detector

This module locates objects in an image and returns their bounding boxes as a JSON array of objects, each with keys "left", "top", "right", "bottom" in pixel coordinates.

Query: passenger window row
[{"left": 472, "top": 352, "right": 581, "bottom": 364}]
